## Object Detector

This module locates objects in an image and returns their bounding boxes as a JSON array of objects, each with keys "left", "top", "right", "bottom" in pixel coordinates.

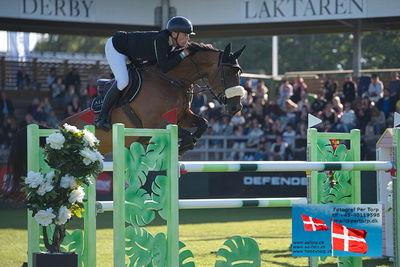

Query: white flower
[
  {"left": 80, "top": 147, "right": 99, "bottom": 166},
  {"left": 95, "top": 151, "right": 104, "bottom": 163},
  {"left": 60, "top": 174, "right": 77, "bottom": 189},
  {"left": 45, "top": 171, "right": 55, "bottom": 182},
  {"left": 37, "top": 181, "right": 54, "bottom": 196},
  {"left": 36, "top": 171, "right": 55, "bottom": 196},
  {"left": 55, "top": 206, "right": 71, "bottom": 225},
  {"left": 63, "top": 123, "right": 80, "bottom": 134},
  {"left": 69, "top": 186, "right": 85, "bottom": 204},
  {"left": 387, "top": 181, "right": 393, "bottom": 192},
  {"left": 82, "top": 129, "right": 99, "bottom": 147},
  {"left": 25, "top": 171, "right": 44, "bottom": 188},
  {"left": 46, "top": 132, "right": 65, "bottom": 150},
  {"left": 34, "top": 208, "right": 56, "bottom": 226}
]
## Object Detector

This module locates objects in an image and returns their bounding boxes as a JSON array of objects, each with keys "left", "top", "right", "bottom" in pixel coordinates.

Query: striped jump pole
[
  {"left": 96, "top": 197, "right": 307, "bottom": 212},
  {"left": 180, "top": 161, "right": 394, "bottom": 173}
]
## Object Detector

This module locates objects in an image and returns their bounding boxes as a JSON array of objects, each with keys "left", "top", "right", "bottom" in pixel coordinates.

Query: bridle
[
  {"left": 143, "top": 50, "right": 242, "bottom": 105},
  {"left": 189, "top": 51, "right": 242, "bottom": 105}
]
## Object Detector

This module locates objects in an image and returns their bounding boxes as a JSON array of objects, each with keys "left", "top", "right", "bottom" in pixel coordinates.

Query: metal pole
[
  {"left": 161, "top": 0, "right": 170, "bottom": 29},
  {"left": 272, "top": 36, "right": 278, "bottom": 78},
  {"left": 352, "top": 19, "right": 362, "bottom": 78}
]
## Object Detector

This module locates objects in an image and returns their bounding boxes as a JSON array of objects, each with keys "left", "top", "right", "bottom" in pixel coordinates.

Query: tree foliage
[
  {"left": 34, "top": 34, "right": 106, "bottom": 54},
  {"left": 34, "top": 30, "right": 400, "bottom": 73}
]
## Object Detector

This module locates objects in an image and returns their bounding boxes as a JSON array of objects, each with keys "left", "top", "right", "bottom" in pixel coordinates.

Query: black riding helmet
[{"left": 166, "top": 16, "right": 195, "bottom": 35}]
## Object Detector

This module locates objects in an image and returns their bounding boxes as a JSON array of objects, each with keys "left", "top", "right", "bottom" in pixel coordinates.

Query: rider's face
[{"left": 172, "top": 32, "right": 190, "bottom": 47}]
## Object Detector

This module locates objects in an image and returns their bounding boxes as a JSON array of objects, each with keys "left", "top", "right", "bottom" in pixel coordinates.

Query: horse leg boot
[
  {"left": 178, "top": 128, "right": 195, "bottom": 155},
  {"left": 95, "top": 82, "right": 122, "bottom": 129}
]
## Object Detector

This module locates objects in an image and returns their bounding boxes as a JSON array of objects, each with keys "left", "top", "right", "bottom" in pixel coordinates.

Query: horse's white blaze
[{"left": 225, "top": 86, "right": 246, "bottom": 99}]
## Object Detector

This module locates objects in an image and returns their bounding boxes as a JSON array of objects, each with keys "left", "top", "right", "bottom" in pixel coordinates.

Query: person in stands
[{"left": 95, "top": 16, "right": 195, "bottom": 129}]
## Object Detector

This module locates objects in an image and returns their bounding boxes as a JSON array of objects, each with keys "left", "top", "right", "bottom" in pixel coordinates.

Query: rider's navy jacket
[{"left": 112, "top": 30, "right": 183, "bottom": 73}]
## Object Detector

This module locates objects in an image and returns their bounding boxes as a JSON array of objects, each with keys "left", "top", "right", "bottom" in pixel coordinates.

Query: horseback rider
[{"left": 95, "top": 16, "right": 195, "bottom": 129}]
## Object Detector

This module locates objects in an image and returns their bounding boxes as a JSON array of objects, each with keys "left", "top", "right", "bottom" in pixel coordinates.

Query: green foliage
[
  {"left": 215, "top": 236, "right": 260, "bottom": 267},
  {"left": 195, "top": 30, "right": 400, "bottom": 73},
  {"left": 34, "top": 34, "right": 107, "bottom": 54},
  {"left": 34, "top": 31, "right": 400, "bottom": 75}
]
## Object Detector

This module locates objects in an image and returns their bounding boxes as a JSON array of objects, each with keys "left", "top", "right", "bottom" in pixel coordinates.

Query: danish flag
[
  {"left": 300, "top": 214, "right": 329, "bottom": 231},
  {"left": 331, "top": 222, "right": 368, "bottom": 254}
]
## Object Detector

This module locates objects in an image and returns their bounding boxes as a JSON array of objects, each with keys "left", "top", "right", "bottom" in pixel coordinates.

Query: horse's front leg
[
  {"left": 177, "top": 110, "right": 208, "bottom": 155},
  {"left": 179, "top": 110, "right": 208, "bottom": 142}
]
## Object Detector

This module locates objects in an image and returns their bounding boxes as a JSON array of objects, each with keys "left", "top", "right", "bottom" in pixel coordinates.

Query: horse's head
[
  {"left": 208, "top": 43, "right": 246, "bottom": 116},
  {"left": 184, "top": 42, "right": 246, "bottom": 116}
]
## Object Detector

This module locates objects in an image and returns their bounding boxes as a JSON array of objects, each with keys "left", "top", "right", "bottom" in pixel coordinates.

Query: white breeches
[{"left": 105, "top": 37, "right": 129, "bottom": 90}]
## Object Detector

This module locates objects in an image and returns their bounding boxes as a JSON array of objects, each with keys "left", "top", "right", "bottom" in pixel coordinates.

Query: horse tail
[{"left": 2, "top": 125, "right": 50, "bottom": 200}]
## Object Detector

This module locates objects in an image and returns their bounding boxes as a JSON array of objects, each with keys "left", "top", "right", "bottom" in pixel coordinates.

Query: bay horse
[{"left": 4, "top": 42, "right": 246, "bottom": 199}]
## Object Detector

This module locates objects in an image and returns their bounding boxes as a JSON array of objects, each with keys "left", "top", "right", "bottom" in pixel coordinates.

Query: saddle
[{"left": 91, "top": 65, "right": 143, "bottom": 114}]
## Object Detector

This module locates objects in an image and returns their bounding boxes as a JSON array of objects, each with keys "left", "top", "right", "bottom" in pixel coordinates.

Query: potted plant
[{"left": 22, "top": 124, "right": 103, "bottom": 267}]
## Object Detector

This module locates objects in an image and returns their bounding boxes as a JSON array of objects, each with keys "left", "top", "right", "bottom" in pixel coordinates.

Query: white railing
[{"left": 181, "top": 134, "right": 306, "bottom": 161}]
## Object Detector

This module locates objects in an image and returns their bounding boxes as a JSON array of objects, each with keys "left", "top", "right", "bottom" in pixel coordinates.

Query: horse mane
[{"left": 186, "top": 42, "right": 221, "bottom": 54}]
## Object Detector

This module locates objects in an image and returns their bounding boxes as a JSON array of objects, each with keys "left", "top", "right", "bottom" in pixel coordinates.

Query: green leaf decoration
[
  {"left": 334, "top": 144, "right": 348, "bottom": 161},
  {"left": 215, "top": 236, "right": 260, "bottom": 267},
  {"left": 125, "top": 225, "right": 154, "bottom": 267},
  {"left": 125, "top": 187, "right": 155, "bottom": 226},
  {"left": 63, "top": 229, "right": 84, "bottom": 267},
  {"left": 145, "top": 135, "right": 169, "bottom": 171},
  {"left": 316, "top": 140, "right": 354, "bottom": 204},
  {"left": 179, "top": 241, "right": 196, "bottom": 267},
  {"left": 337, "top": 256, "right": 354, "bottom": 267},
  {"left": 149, "top": 175, "right": 168, "bottom": 220},
  {"left": 152, "top": 233, "right": 167, "bottom": 267},
  {"left": 126, "top": 144, "right": 150, "bottom": 189},
  {"left": 316, "top": 140, "right": 334, "bottom": 160}
]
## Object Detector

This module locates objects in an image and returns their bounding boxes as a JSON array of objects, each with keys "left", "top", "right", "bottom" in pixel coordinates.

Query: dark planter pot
[{"left": 32, "top": 252, "right": 78, "bottom": 267}]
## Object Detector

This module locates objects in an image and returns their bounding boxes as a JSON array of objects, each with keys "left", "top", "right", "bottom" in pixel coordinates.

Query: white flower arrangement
[{"left": 22, "top": 123, "right": 103, "bottom": 253}]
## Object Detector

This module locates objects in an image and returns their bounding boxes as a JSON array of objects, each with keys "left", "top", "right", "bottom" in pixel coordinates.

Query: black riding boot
[{"left": 95, "top": 83, "right": 121, "bottom": 129}]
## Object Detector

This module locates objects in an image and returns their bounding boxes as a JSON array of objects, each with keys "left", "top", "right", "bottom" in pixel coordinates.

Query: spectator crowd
[
  {"left": 191, "top": 72, "right": 400, "bottom": 161},
  {"left": 1, "top": 66, "right": 400, "bottom": 163},
  {"left": 0, "top": 66, "right": 99, "bottom": 163}
]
